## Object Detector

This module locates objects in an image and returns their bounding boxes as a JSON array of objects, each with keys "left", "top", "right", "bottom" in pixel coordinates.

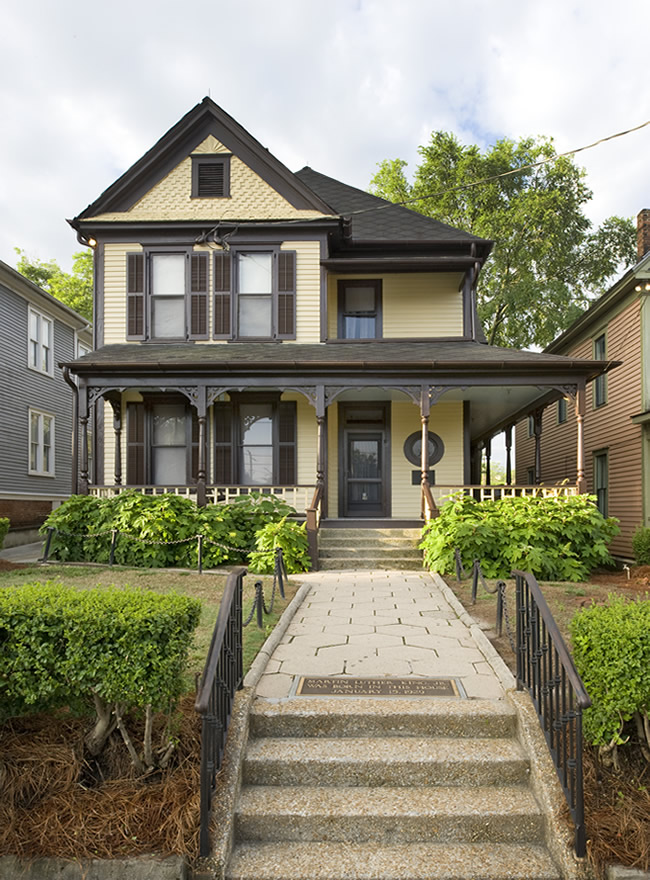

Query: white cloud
[{"left": 1, "top": 0, "right": 649, "bottom": 271}]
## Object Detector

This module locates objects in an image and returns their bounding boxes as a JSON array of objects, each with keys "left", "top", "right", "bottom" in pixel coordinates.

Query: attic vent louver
[{"left": 192, "top": 155, "right": 231, "bottom": 198}]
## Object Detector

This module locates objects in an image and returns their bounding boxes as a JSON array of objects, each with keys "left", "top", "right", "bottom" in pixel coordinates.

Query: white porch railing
[
  {"left": 90, "top": 484, "right": 317, "bottom": 511},
  {"left": 431, "top": 484, "right": 579, "bottom": 504}
]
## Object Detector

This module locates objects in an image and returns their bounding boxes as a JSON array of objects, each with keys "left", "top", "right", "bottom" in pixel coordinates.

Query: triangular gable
[{"left": 74, "top": 97, "right": 333, "bottom": 221}]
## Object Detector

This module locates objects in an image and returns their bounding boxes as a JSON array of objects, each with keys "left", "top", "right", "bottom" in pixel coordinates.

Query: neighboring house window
[
  {"left": 28, "top": 308, "right": 53, "bottom": 375},
  {"left": 593, "top": 333, "right": 607, "bottom": 407},
  {"left": 126, "top": 398, "right": 201, "bottom": 485},
  {"left": 214, "top": 395, "right": 296, "bottom": 485},
  {"left": 338, "top": 280, "right": 382, "bottom": 339},
  {"left": 594, "top": 450, "right": 608, "bottom": 517},
  {"left": 213, "top": 250, "right": 296, "bottom": 340},
  {"left": 29, "top": 410, "right": 54, "bottom": 476},
  {"left": 77, "top": 338, "right": 91, "bottom": 358},
  {"left": 191, "top": 155, "right": 231, "bottom": 198},
  {"left": 526, "top": 467, "right": 535, "bottom": 485},
  {"left": 126, "top": 251, "right": 209, "bottom": 341},
  {"left": 557, "top": 397, "right": 567, "bottom": 424},
  {"left": 527, "top": 415, "right": 535, "bottom": 438}
]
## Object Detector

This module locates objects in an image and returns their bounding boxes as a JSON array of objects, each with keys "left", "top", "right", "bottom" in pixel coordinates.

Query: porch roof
[{"left": 62, "top": 340, "right": 613, "bottom": 383}]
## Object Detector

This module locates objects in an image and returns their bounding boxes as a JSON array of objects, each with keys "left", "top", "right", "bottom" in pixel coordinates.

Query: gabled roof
[
  {"left": 73, "top": 98, "right": 333, "bottom": 221},
  {"left": 296, "top": 167, "right": 492, "bottom": 253},
  {"left": 0, "top": 260, "right": 91, "bottom": 331},
  {"left": 546, "top": 249, "right": 650, "bottom": 354}
]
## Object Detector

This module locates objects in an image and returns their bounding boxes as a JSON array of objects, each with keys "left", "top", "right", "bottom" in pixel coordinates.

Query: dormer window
[
  {"left": 338, "top": 280, "right": 382, "bottom": 339},
  {"left": 191, "top": 155, "right": 231, "bottom": 198}
]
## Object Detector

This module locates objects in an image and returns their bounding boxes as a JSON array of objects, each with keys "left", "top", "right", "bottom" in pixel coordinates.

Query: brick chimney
[{"left": 638, "top": 209, "right": 650, "bottom": 259}]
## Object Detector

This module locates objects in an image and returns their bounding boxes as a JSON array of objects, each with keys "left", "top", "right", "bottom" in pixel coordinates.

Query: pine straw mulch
[
  {"left": 0, "top": 694, "right": 202, "bottom": 863},
  {"left": 583, "top": 743, "right": 650, "bottom": 877}
]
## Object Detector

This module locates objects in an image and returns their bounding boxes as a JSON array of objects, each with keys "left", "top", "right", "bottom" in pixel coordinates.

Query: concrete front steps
[
  {"left": 318, "top": 525, "right": 423, "bottom": 570},
  {"left": 226, "top": 698, "right": 562, "bottom": 880}
]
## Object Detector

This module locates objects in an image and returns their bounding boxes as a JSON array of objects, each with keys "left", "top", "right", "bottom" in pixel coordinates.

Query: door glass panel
[
  {"left": 349, "top": 439, "right": 380, "bottom": 478},
  {"left": 349, "top": 483, "right": 381, "bottom": 504}
]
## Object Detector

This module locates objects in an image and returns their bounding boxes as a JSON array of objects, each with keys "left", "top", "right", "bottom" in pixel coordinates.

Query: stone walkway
[{"left": 255, "top": 569, "right": 514, "bottom": 701}]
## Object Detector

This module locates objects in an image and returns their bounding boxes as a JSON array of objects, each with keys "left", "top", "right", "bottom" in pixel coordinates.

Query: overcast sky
[{"left": 1, "top": 0, "right": 649, "bottom": 273}]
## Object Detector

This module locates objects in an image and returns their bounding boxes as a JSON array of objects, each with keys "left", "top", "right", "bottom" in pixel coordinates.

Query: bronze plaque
[{"left": 295, "top": 676, "right": 462, "bottom": 697}]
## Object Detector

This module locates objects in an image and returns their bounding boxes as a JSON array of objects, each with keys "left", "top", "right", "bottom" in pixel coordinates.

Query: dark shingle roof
[{"left": 295, "top": 167, "right": 490, "bottom": 248}]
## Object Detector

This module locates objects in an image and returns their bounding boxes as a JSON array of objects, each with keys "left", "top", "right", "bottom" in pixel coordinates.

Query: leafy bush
[
  {"left": 0, "top": 582, "right": 201, "bottom": 771},
  {"left": 0, "top": 516, "right": 9, "bottom": 549},
  {"left": 571, "top": 596, "right": 650, "bottom": 761},
  {"left": 420, "top": 493, "right": 619, "bottom": 581},
  {"left": 632, "top": 526, "right": 650, "bottom": 566},
  {"left": 40, "top": 491, "right": 296, "bottom": 569},
  {"left": 248, "top": 516, "right": 312, "bottom": 574}
]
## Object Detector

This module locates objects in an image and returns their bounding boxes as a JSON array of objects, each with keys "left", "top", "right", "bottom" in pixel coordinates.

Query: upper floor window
[
  {"left": 77, "top": 338, "right": 92, "bottom": 358},
  {"left": 29, "top": 409, "right": 54, "bottom": 476},
  {"left": 594, "top": 450, "right": 608, "bottom": 517},
  {"left": 28, "top": 308, "right": 53, "bottom": 375},
  {"left": 338, "top": 280, "right": 382, "bottom": 339},
  {"left": 214, "top": 249, "right": 296, "bottom": 340},
  {"left": 126, "top": 250, "right": 209, "bottom": 342},
  {"left": 593, "top": 333, "right": 607, "bottom": 407},
  {"left": 191, "top": 155, "right": 231, "bottom": 198}
]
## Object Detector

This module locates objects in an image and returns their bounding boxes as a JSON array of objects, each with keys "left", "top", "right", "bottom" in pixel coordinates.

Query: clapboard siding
[
  {"left": 0, "top": 269, "right": 91, "bottom": 515},
  {"left": 516, "top": 297, "right": 643, "bottom": 557}
]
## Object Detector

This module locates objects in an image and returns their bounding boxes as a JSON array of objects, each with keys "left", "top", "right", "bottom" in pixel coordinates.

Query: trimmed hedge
[
  {"left": 571, "top": 595, "right": 650, "bottom": 751},
  {"left": 420, "top": 493, "right": 619, "bottom": 581}
]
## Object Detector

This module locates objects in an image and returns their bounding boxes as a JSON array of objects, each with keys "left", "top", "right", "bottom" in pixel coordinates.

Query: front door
[{"left": 339, "top": 404, "right": 390, "bottom": 518}]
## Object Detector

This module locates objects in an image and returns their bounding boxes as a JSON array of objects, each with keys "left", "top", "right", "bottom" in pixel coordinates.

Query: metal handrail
[
  {"left": 195, "top": 566, "right": 245, "bottom": 858},
  {"left": 513, "top": 569, "right": 591, "bottom": 858}
]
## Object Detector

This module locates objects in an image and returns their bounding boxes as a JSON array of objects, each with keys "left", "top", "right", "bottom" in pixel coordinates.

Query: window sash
[
  {"left": 29, "top": 410, "right": 54, "bottom": 475},
  {"left": 338, "top": 280, "right": 382, "bottom": 339},
  {"left": 28, "top": 309, "right": 53, "bottom": 374}
]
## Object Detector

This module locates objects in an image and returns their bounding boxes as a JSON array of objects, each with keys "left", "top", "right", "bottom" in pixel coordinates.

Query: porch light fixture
[{"left": 635, "top": 282, "right": 650, "bottom": 292}]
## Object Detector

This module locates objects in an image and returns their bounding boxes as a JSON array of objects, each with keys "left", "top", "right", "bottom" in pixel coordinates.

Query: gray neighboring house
[{"left": 0, "top": 259, "right": 92, "bottom": 541}]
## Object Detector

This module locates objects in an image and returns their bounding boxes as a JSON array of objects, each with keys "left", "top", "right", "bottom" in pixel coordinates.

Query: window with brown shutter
[
  {"left": 126, "top": 253, "right": 145, "bottom": 340},
  {"left": 126, "top": 402, "right": 145, "bottom": 484},
  {"left": 214, "top": 252, "right": 232, "bottom": 338},
  {"left": 190, "top": 253, "right": 209, "bottom": 339}
]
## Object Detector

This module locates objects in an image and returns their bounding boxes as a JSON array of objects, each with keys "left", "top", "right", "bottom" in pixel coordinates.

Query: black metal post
[
  {"left": 198, "top": 535, "right": 203, "bottom": 574},
  {"left": 42, "top": 527, "right": 55, "bottom": 563}
]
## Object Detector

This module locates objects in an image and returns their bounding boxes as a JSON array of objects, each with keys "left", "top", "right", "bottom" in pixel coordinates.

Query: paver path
[{"left": 255, "top": 569, "right": 512, "bottom": 700}]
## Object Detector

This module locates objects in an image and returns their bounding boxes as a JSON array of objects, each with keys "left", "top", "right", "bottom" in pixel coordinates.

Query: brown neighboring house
[{"left": 516, "top": 210, "right": 650, "bottom": 558}]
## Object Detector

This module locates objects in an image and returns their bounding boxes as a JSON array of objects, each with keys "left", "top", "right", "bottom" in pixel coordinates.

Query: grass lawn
[{"left": 0, "top": 562, "right": 300, "bottom": 678}]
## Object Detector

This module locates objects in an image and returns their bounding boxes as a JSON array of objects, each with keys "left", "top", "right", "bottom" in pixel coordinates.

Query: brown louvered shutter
[
  {"left": 190, "top": 408, "right": 200, "bottom": 483},
  {"left": 190, "top": 253, "right": 209, "bottom": 339},
  {"left": 213, "top": 252, "right": 231, "bottom": 338},
  {"left": 277, "top": 251, "right": 296, "bottom": 338},
  {"left": 126, "top": 402, "right": 145, "bottom": 484},
  {"left": 278, "top": 401, "right": 296, "bottom": 484},
  {"left": 214, "top": 402, "right": 233, "bottom": 483},
  {"left": 126, "top": 253, "right": 145, "bottom": 339}
]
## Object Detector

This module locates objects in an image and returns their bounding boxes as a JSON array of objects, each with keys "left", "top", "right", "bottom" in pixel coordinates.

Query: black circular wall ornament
[{"left": 403, "top": 431, "right": 445, "bottom": 466}]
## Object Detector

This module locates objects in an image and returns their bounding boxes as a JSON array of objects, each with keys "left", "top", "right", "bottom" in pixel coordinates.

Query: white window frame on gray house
[
  {"left": 28, "top": 307, "right": 53, "bottom": 376},
  {"left": 29, "top": 408, "right": 55, "bottom": 476}
]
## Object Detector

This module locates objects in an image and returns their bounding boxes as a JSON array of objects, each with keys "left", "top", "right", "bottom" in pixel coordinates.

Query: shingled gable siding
[
  {"left": 327, "top": 273, "right": 464, "bottom": 339},
  {"left": 515, "top": 296, "right": 643, "bottom": 558}
]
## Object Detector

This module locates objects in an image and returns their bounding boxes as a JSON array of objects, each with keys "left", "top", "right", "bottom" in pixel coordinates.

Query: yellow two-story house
[{"left": 63, "top": 98, "right": 609, "bottom": 556}]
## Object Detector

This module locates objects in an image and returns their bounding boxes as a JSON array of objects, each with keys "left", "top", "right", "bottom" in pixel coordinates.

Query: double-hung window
[
  {"left": 593, "top": 450, "right": 608, "bottom": 517},
  {"left": 126, "top": 250, "right": 209, "bottom": 341},
  {"left": 28, "top": 308, "right": 53, "bottom": 375},
  {"left": 29, "top": 409, "right": 54, "bottom": 476},
  {"left": 213, "top": 249, "right": 296, "bottom": 340},
  {"left": 338, "top": 280, "right": 382, "bottom": 339},
  {"left": 126, "top": 397, "right": 201, "bottom": 485}
]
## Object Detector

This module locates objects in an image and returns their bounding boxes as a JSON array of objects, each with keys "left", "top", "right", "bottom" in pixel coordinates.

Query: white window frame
[
  {"left": 28, "top": 307, "right": 53, "bottom": 376},
  {"left": 76, "top": 334, "right": 91, "bottom": 358},
  {"left": 29, "top": 409, "right": 55, "bottom": 476}
]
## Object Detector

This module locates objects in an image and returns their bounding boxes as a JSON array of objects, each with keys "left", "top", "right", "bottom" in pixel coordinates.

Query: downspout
[{"left": 63, "top": 367, "right": 79, "bottom": 495}]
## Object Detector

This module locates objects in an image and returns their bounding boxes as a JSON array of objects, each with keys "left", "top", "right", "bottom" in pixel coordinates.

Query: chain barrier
[
  {"left": 455, "top": 549, "right": 516, "bottom": 653},
  {"left": 242, "top": 548, "right": 289, "bottom": 629}
]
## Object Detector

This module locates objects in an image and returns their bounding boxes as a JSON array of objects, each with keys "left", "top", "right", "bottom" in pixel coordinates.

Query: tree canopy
[
  {"left": 15, "top": 248, "right": 93, "bottom": 322},
  {"left": 369, "top": 134, "right": 637, "bottom": 348}
]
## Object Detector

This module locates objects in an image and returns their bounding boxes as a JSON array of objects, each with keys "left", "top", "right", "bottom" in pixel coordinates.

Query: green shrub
[
  {"left": 249, "top": 516, "right": 312, "bottom": 574},
  {"left": 570, "top": 595, "right": 650, "bottom": 757},
  {"left": 0, "top": 516, "right": 9, "bottom": 549},
  {"left": 420, "top": 493, "right": 619, "bottom": 581},
  {"left": 40, "top": 491, "right": 297, "bottom": 569},
  {"left": 0, "top": 582, "right": 201, "bottom": 770},
  {"left": 632, "top": 526, "right": 650, "bottom": 566}
]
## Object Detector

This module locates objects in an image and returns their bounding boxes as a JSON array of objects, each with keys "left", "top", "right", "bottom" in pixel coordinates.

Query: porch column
[
  {"left": 505, "top": 425, "right": 513, "bottom": 485},
  {"left": 576, "top": 384, "right": 587, "bottom": 493},
  {"left": 79, "top": 383, "right": 89, "bottom": 495},
  {"left": 62, "top": 367, "right": 79, "bottom": 495},
  {"left": 484, "top": 438, "right": 492, "bottom": 485},
  {"left": 533, "top": 408, "right": 543, "bottom": 484},
  {"left": 316, "top": 386, "right": 326, "bottom": 489},
  {"left": 108, "top": 398, "right": 122, "bottom": 486},
  {"left": 196, "top": 387, "right": 207, "bottom": 508},
  {"left": 420, "top": 385, "right": 438, "bottom": 518},
  {"left": 470, "top": 442, "right": 482, "bottom": 485}
]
